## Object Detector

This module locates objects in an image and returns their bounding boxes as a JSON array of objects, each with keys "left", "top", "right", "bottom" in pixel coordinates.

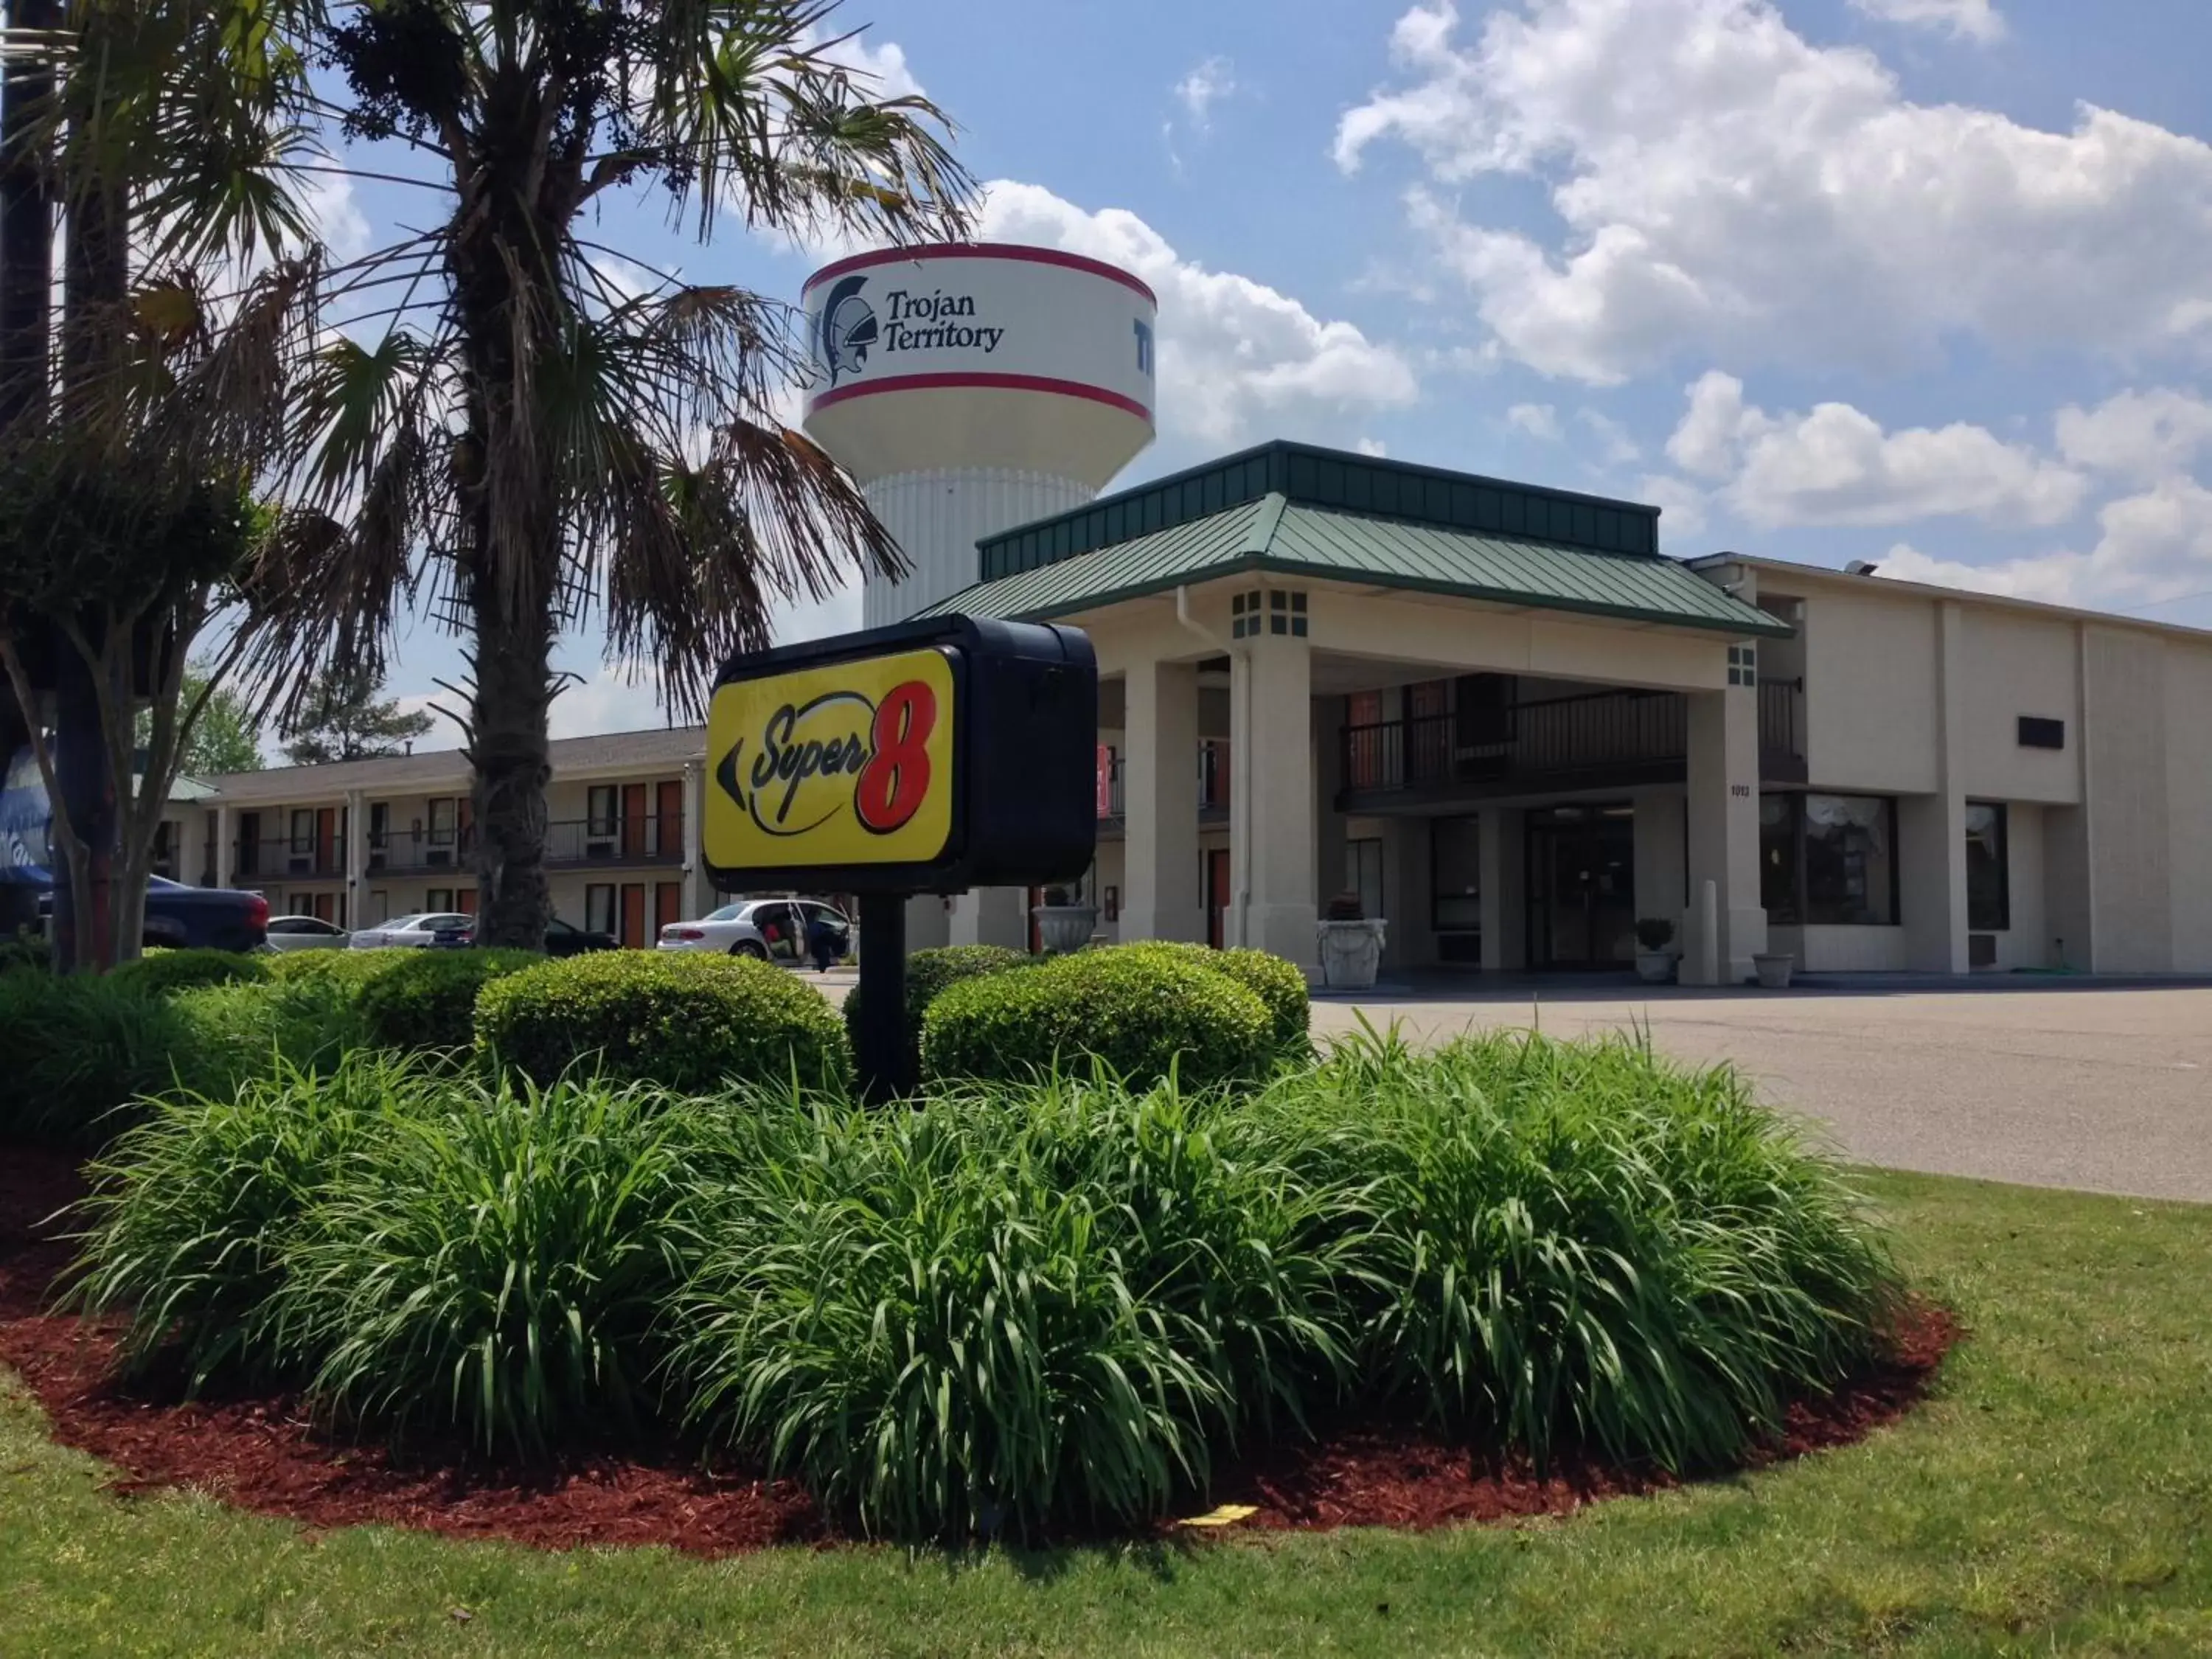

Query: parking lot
[{"left": 1314, "top": 980, "right": 2212, "bottom": 1203}]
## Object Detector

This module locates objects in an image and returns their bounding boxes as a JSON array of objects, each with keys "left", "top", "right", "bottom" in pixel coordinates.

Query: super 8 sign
[{"left": 703, "top": 616, "right": 1096, "bottom": 895}]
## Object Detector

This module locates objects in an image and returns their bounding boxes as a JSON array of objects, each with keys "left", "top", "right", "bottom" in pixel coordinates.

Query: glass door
[{"left": 1526, "top": 806, "right": 1636, "bottom": 970}]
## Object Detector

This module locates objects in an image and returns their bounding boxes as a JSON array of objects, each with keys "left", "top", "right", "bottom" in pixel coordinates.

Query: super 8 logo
[{"left": 705, "top": 647, "right": 957, "bottom": 869}]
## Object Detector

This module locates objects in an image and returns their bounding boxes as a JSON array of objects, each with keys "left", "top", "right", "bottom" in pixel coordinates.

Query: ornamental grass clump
[
  {"left": 279, "top": 1071, "right": 709, "bottom": 1455},
  {"left": 1255, "top": 1025, "right": 1903, "bottom": 1472},
  {"left": 72, "top": 1051, "right": 436, "bottom": 1387},
  {"left": 666, "top": 1074, "right": 1363, "bottom": 1542},
  {"left": 0, "top": 971, "right": 186, "bottom": 1144}
]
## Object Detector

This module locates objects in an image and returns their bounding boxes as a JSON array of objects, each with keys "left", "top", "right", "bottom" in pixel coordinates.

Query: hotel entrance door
[{"left": 1526, "top": 805, "right": 1635, "bottom": 970}]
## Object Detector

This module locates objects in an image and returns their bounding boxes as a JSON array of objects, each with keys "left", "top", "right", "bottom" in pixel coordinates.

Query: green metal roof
[
  {"left": 920, "top": 493, "right": 1791, "bottom": 638},
  {"left": 977, "top": 439, "right": 1662, "bottom": 581}
]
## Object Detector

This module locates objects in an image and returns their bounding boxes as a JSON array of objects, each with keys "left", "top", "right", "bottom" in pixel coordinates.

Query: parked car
[
  {"left": 32, "top": 874, "right": 269, "bottom": 953},
  {"left": 262, "top": 914, "right": 352, "bottom": 953},
  {"left": 349, "top": 912, "right": 473, "bottom": 950},
  {"left": 658, "top": 897, "right": 850, "bottom": 964},
  {"left": 425, "top": 914, "right": 616, "bottom": 956}
]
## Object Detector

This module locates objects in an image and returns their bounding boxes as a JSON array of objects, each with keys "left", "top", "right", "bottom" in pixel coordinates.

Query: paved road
[{"left": 1312, "top": 982, "right": 2212, "bottom": 1203}]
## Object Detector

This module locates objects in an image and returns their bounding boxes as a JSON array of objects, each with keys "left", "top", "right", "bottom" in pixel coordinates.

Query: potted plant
[
  {"left": 1029, "top": 884, "right": 1098, "bottom": 956},
  {"left": 1634, "top": 917, "right": 1677, "bottom": 984},
  {"left": 1315, "top": 891, "right": 1387, "bottom": 990},
  {"left": 1752, "top": 949, "right": 1795, "bottom": 990}
]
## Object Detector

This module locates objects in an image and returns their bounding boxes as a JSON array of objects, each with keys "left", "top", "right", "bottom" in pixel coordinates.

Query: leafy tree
[
  {"left": 277, "top": 664, "right": 432, "bottom": 765},
  {"left": 232, "top": 1, "right": 976, "bottom": 949},
  {"left": 139, "top": 665, "right": 265, "bottom": 776}
]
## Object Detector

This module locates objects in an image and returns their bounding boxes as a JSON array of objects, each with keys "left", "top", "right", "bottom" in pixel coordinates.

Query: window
[
  {"left": 1759, "top": 793, "right": 1898, "bottom": 927},
  {"left": 588, "top": 785, "right": 619, "bottom": 838},
  {"left": 1966, "top": 802, "right": 2009, "bottom": 932},
  {"left": 2017, "top": 716, "right": 2065, "bottom": 751},
  {"left": 585, "top": 883, "right": 616, "bottom": 936},
  {"left": 1230, "top": 589, "right": 1307, "bottom": 639},
  {"left": 368, "top": 802, "right": 389, "bottom": 849},
  {"left": 428, "top": 797, "right": 457, "bottom": 845},
  {"left": 290, "top": 809, "right": 313, "bottom": 854},
  {"left": 1346, "top": 838, "right": 1384, "bottom": 923},
  {"left": 426, "top": 888, "right": 453, "bottom": 912},
  {"left": 1430, "top": 816, "right": 1481, "bottom": 933},
  {"left": 1727, "top": 643, "right": 1758, "bottom": 688}
]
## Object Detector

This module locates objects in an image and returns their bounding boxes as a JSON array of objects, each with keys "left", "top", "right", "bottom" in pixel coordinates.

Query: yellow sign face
[{"left": 705, "top": 647, "right": 957, "bottom": 871}]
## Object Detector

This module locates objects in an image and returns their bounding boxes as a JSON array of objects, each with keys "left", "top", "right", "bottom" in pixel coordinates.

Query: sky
[{"left": 312, "top": 0, "right": 2212, "bottom": 748}]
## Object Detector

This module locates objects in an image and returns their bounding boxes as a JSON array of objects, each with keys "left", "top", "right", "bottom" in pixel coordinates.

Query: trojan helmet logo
[{"left": 815, "top": 274, "right": 877, "bottom": 386}]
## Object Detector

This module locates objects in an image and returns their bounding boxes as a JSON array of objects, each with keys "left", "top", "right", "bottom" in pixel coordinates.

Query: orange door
[
  {"left": 456, "top": 796, "right": 476, "bottom": 860},
  {"left": 619, "top": 883, "right": 646, "bottom": 948},
  {"left": 1206, "top": 850, "right": 1231, "bottom": 950},
  {"left": 622, "top": 785, "right": 648, "bottom": 860},
  {"left": 316, "top": 807, "right": 338, "bottom": 874},
  {"left": 456, "top": 888, "right": 478, "bottom": 916},
  {"left": 655, "top": 882, "right": 682, "bottom": 933},
  {"left": 655, "top": 779, "right": 684, "bottom": 857}
]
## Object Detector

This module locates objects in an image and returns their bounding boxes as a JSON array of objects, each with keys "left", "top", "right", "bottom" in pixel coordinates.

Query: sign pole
[{"left": 855, "top": 891, "right": 911, "bottom": 1102}]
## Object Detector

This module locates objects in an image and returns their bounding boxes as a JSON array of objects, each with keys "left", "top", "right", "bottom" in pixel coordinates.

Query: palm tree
[{"left": 234, "top": 1, "right": 975, "bottom": 947}]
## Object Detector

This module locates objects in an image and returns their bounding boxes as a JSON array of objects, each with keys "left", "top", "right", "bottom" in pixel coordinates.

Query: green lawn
[{"left": 4, "top": 1170, "right": 2211, "bottom": 1658}]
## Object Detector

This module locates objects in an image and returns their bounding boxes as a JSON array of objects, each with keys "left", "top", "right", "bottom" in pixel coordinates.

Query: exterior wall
[
  {"left": 1631, "top": 787, "right": 1686, "bottom": 940},
  {"left": 1303, "top": 591, "right": 1728, "bottom": 694},
  {"left": 1801, "top": 586, "right": 1941, "bottom": 793},
  {"left": 2169, "top": 645, "right": 2212, "bottom": 971},
  {"left": 1790, "top": 925, "right": 1910, "bottom": 973},
  {"left": 1957, "top": 609, "right": 2081, "bottom": 804},
  {"left": 2080, "top": 627, "right": 2174, "bottom": 973}
]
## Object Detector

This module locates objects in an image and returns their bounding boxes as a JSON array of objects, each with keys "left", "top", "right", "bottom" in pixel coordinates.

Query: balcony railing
[
  {"left": 235, "top": 836, "right": 349, "bottom": 880},
  {"left": 1095, "top": 742, "right": 1230, "bottom": 830},
  {"left": 1342, "top": 682, "right": 1806, "bottom": 800},
  {"left": 543, "top": 815, "right": 685, "bottom": 869},
  {"left": 367, "top": 827, "right": 471, "bottom": 876}
]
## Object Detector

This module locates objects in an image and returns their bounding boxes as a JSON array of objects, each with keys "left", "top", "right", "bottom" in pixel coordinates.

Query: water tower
[{"left": 801, "top": 243, "right": 1158, "bottom": 627}]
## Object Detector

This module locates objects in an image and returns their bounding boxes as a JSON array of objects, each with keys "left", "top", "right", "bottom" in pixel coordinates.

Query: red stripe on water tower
[
  {"left": 805, "top": 243, "right": 1160, "bottom": 307},
  {"left": 809, "top": 372, "right": 1154, "bottom": 425}
]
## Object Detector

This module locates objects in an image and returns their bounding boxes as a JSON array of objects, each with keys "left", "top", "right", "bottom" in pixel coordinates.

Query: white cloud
[
  {"left": 1506, "top": 402, "right": 1561, "bottom": 440},
  {"left": 2055, "top": 389, "right": 2212, "bottom": 484},
  {"left": 1336, "top": 0, "right": 2212, "bottom": 383},
  {"left": 549, "top": 661, "right": 675, "bottom": 740},
  {"left": 1879, "top": 476, "right": 2212, "bottom": 607},
  {"left": 977, "top": 181, "right": 1419, "bottom": 447},
  {"left": 1664, "top": 371, "right": 2087, "bottom": 529},
  {"left": 1578, "top": 407, "right": 1640, "bottom": 466},
  {"left": 815, "top": 30, "right": 925, "bottom": 101},
  {"left": 1355, "top": 437, "right": 1390, "bottom": 457},
  {"left": 1848, "top": 0, "right": 2003, "bottom": 43},
  {"left": 1174, "top": 57, "right": 1237, "bottom": 133},
  {"left": 1637, "top": 473, "right": 1711, "bottom": 540},
  {"left": 301, "top": 172, "right": 372, "bottom": 264}
]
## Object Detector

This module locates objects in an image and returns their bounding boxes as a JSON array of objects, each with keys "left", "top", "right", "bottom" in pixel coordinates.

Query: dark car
[
  {"left": 428, "top": 914, "right": 617, "bottom": 956},
  {"left": 35, "top": 874, "right": 268, "bottom": 953}
]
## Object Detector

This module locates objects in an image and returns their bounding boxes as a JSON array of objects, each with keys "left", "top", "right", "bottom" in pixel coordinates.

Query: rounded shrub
[
  {"left": 1113, "top": 942, "right": 1310, "bottom": 1058},
  {"left": 110, "top": 947, "right": 268, "bottom": 998},
  {"left": 264, "top": 949, "right": 410, "bottom": 992},
  {"left": 475, "top": 950, "right": 851, "bottom": 1093},
  {"left": 0, "top": 971, "right": 185, "bottom": 1144},
  {"left": 356, "top": 948, "right": 543, "bottom": 1053},
  {"left": 921, "top": 947, "right": 1271, "bottom": 1091},
  {"left": 170, "top": 975, "right": 371, "bottom": 1095},
  {"left": 841, "top": 942, "right": 1032, "bottom": 1067}
]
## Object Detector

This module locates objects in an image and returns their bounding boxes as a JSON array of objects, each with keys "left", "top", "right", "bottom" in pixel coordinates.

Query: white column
[
  {"left": 344, "top": 788, "right": 366, "bottom": 928},
  {"left": 1229, "top": 629, "right": 1318, "bottom": 972},
  {"left": 1313, "top": 695, "right": 1349, "bottom": 914},
  {"left": 212, "top": 803, "right": 233, "bottom": 888},
  {"left": 1478, "top": 807, "right": 1526, "bottom": 972},
  {"left": 1121, "top": 658, "right": 1205, "bottom": 942},
  {"left": 681, "top": 760, "right": 707, "bottom": 919},
  {"left": 947, "top": 887, "right": 1029, "bottom": 949},
  {"left": 1684, "top": 686, "right": 1767, "bottom": 984}
]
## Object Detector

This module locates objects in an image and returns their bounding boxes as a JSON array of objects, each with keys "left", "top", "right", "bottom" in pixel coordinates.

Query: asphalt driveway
[{"left": 1312, "top": 980, "right": 2212, "bottom": 1203}]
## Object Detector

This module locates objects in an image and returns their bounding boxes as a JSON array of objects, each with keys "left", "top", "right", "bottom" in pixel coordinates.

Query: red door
[
  {"left": 655, "top": 780, "right": 683, "bottom": 858},
  {"left": 654, "top": 881, "right": 681, "bottom": 933},
  {"left": 456, "top": 887, "right": 478, "bottom": 916},
  {"left": 1206, "top": 850, "right": 1231, "bottom": 950},
  {"left": 316, "top": 807, "right": 338, "bottom": 875},
  {"left": 619, "top": 883, "right": 646, "bottom": 949},
  {"left": 622, "top": 785, "right": 649, "bottom": 861}
]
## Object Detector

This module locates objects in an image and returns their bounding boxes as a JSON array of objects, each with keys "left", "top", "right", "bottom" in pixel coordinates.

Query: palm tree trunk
[{"left": 470, "top": 597, "right": 553, "bottom": 947}]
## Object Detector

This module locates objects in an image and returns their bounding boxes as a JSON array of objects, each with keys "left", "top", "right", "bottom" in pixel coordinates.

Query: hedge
[
  {"left": 0, "top": 929, "right": 49, "bottom": 975},
  {"left": 1113, "top": 942, "right": 1310, "bottom": 1058},
  {"left": 263, "top": 949, "right": 411, "bottom": 991},
  {"left": 474, "top": 950, "right": 852, "bottom": 1093},
  {"left": 355, "top": 948, "right": 543, "bottom": 1053},
  {"left": 841, "top": 943, "right": 1033, "bottom": 1068},
  {"left": 109, "top": 947, "right": 270, "bottom": 998},
  {"left": 921, "top": 946, "right": 1272, "bottom": 1091}
]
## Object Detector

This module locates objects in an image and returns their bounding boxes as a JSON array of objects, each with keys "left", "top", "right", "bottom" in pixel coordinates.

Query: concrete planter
[
  {"left": 1030, "top": 905, "right": 1098, "bottom": 956},
  {"left": 1752, "top": 951, "right": 1795, "bottom": 990},
  {"left": 1635, "top": 950, "right": 1676, "bottom": 984},
  {"left": 1316, "top": 918, "right": 1388, "bottom": 990}
]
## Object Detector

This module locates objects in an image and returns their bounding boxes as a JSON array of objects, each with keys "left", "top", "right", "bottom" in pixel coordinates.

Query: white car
[
  {"left": 658, "top": 897, "right": 850, "bottom": 965},
  {"left": 349, "top": 912, "right": 473, "bottom": 950},
  {"left": 263, "top": 914, "right": 353, "bottom": 953}
]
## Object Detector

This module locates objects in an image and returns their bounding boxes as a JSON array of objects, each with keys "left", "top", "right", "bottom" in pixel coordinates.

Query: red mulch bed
[{"left": 0, "top": 1146, "right": 1956, "bottom": 1554}]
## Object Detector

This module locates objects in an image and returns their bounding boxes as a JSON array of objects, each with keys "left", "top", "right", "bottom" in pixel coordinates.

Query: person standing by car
[{"left": 806, "top": 905, "right": 841, "bottom": 973}]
